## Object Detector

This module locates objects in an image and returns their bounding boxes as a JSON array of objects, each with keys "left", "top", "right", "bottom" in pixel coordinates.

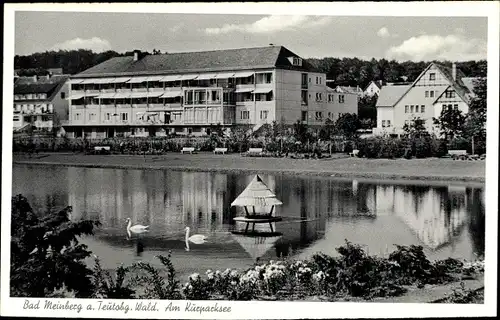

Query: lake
[{"left": 12, "top": 165, "right": 485, "bottom": 279}]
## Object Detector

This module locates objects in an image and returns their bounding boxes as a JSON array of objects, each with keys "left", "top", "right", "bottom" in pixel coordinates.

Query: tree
[
  {"left": 403, "top": 117, "right": 428, "bottom": 138},
  {"left": 10, "top": 195, "right": 100, "bottom": 297},
  {"left": 433, "top": 107, "right": 466, "bottom": 140},
  {"left": 318, "top": 118, "right": 335, "bottom": 141},
  {"left": 358, "top": 95, "right": 377, "bottom": 124},
  {"left": 334, "top": 113, "right": 361, "bottom": 140},
  {"left": 293, "top": 120, "right": 309, "bottom": 144},
  {"left": 463, "top": 76, "right": 487, "bottom": 154}
]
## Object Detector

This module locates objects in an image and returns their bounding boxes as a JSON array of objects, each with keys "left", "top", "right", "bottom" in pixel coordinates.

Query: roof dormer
[{"left": 288, "top": 56, "right": 303, "bottom": 67}]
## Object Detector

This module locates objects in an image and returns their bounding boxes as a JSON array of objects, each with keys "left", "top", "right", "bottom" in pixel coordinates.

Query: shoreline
[{"left": 12, "top": 152, "right": 486, "bottom": 185}]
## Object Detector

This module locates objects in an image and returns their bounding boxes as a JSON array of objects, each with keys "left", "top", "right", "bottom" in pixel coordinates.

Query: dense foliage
[
  {"left": 15, "top": 50, "right": 486, "bottom": 86},
  {"left": 308, "top": 57, "right": 487, "bottom": 89},
  {"left": 10, "top": 195, "right": 100, "bottom": 297}
]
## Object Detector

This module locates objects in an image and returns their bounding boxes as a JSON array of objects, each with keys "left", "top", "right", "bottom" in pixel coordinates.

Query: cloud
[
  {"left": 50, "top": 37, "right": 112, "bottom": 52},
  {"left": 377, "top": 27, "right": 390, "bottom": 38},
  {"left": 386, "top": 34, "right": 487, "bottom": 61},
  {"left": 204, "top": 15, "right": 332, "bottom": 35}
]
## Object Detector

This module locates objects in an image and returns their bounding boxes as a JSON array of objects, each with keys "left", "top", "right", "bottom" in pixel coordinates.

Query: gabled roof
[
  {"left": 75, "top": 46, "right": 318, "bottom": 78},
  {"left": 364, "top": 80, "right": 382, "bottom": 91},
  {"left": 335, "top": 86, "right": 363, "bottom": 94},
  {"left": 461, "top": 77, "right": 482, "bottom": 95},
  {"left": 388, "top": 62, "right": 473, "bottom": 108},
  {"left": 231, "top": 175, "right": 283, "bottom": 207},
  {"left": 375, "top": 85, "right": 411, "bottom": 107},
  {"left": 14, "top": 75, "right": 69, "bottom": 100}
]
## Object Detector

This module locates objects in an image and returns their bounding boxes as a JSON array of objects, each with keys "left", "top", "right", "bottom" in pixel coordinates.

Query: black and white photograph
[{"left": 1, "top": 2, "right": 498, "bottom": 319}]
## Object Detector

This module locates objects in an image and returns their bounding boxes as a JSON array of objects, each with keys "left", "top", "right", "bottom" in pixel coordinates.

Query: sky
[{"left": 14, "top": 11, "right": 488, "bottom": 62}]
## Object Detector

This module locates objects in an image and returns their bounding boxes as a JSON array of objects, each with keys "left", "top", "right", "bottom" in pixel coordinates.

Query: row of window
[
  {"left": 13, "top": 115, "right": 52, "bottom": 122},
  {"left": 73, "top": 112, "right": 129, "bottom": 121},
  {"left": 405, "top": 105, "right": 426, "bottom": 113},
  {"left": 71, "top": 74, "right": 273, "bottom": 91},
  {"left": 424, "top": 90, "right": 437, "bottom": 98},
  {"left": 300, "top": 111, "right": 344, "bottom": 122},
  {"left": 239, "top": 110, "right": 270, "bottom": 120},
  {"left": 14, "top": 93, "right": 48, "bottom": 100},
  {"left": 381, "top": 120, "right": 392, "bottom": 127},
  {"left": 405, "top": 119, "right": 427, "bottom": 126},
  {"left": 300, "top": 73, "right": 324, "bottom": 87},
  {"left": 442, "top": 104, "right": 459, "bottom": 111}
]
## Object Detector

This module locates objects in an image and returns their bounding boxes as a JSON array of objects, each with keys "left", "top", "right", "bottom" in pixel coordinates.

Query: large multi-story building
[
  {"left": 13, "top": 74, "right": 70, "bottom": 131},
  {"left": 64, "top": 45, "right": 357, "bottom": 138},
  {"left": 373, "top": 62, "right": 478, "bottom": 136}
]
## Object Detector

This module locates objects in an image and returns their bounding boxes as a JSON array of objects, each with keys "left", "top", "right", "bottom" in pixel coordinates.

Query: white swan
[
  {"left": 126, "top": 218, "right": 149, "bottom": 238},
  {"left": 184, "top": 227, "right": 207, "bottom": 251}
]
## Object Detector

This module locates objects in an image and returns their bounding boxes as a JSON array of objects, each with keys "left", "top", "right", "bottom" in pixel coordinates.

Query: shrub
[
  {"left": 131, "top": 252, "right": 182, "bottom": 299},
  {"left": 91, "top": 257, "right": 135, "bottom": 299},
  {"left": 10, "top": 195, "right": 100, "bottom": 298}
]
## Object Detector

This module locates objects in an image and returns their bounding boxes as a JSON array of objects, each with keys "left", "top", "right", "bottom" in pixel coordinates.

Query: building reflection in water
[{"left": 12, "top": 165, "right": 485, "bottom": 263}]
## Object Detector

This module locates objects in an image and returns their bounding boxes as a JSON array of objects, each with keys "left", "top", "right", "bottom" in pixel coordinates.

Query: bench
[
  {"left": 94, "top": 146, "right": 111, "bottom": 151},
  {"left": 247, "top": 148, "right": 263, "bottom": 155},
  {"left": 213, "top": 147, "right": 228, "bottom": 155},
  {"left": 93, "top": 146, "right": 111, "bottom": 154},
  {"left": 448, "top": 150, "right": 468, "bottom": 160},
  {"left": 181, "top": 147, "right": 195, "bottom": 154},
  {"left": 349, "top": 149, "right": 359, "bottom": 157}
]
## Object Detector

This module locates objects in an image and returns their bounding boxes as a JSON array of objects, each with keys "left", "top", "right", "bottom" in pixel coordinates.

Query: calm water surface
[{"left": 12, "top": 165, "right": 485, "bottom": 279}]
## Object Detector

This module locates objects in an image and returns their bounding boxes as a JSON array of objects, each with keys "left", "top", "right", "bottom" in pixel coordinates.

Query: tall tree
[
  {"left": 433, "top": 108, "right": 467, "bottom": 140},
  {"left": 334, "top": 113, "right": 361, "bottom": 140},
  {"left": 10, "top": 195, "right": 100, "bottom": 297}
]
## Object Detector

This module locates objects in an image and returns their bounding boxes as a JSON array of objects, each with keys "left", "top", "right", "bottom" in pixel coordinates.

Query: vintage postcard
[{"left": 1, "top": 2, "right": 498, "bottom": 319}]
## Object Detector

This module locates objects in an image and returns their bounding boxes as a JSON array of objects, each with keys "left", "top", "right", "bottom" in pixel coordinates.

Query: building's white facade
[
  {"left": 373, "top": 63, "right": 474, "bottom": 136},
  {"left": 13, "top": 75, "right": 69, "bottom": 131},
  {"left": 364, "top": 81, "right": 382, "bottom": 97},
  {"left": 65, "top": 46, "right": 358, "bottom": 138}
]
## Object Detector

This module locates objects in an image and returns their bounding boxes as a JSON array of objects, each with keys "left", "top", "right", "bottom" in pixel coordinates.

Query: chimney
[
  {"left": 452, "top": 63, "right": 457, "bottom": 82},
  {"left": 133, "top": 50, "right": 141, "bottom": 61},
  {"left": 46, "top": 74, "right": 51, "bottom": 80},
  {"left": 32, "top": 75, "right": 37, "bottom": 82}
]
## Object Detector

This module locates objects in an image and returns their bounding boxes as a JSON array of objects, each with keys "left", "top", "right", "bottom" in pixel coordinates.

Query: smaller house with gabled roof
[
  {"left": 13, "top": 74, "right": 70, "bottom": 131},
  {"left": 364, "top": 80, "right": 383, "bottom": 97},
  {"left": 373, "top": 62, "right": 477, "bottom": 136}
]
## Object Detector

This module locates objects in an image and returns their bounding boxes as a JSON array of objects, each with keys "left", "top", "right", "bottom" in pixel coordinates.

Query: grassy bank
[{"left": 13, "top": 152, "right": 485, "bottom": 183}]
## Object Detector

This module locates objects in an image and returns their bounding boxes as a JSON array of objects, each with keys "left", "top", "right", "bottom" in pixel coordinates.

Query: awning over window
[
  {"left": 147, "top": 92, "right": 165, "bottom": 98},
  {"left": 146, "top": 75, "right": 165, "bottom": 82},
  {"left": 96, "top": 93, "right": 116, "bottom": 99},
  {"left": 253, "top": 88, "right": 273, "bottom": 94},
  {"left": 196, "top": 73, "right": 218, "bottom": 80},
  {"left": 69, "top": 79, "right": 85, "bottom": 84},
  {"left": 113, "top": 92, "right": 131, "bottom": 99},
  {"left": 160, "top": 91, "right": 182, "bottom": 98},
  {"left": 214, "top": 72, "right": 236, "bottom": 79},
  {"left": 235, "top": 88, "right": 254, "bottom": 93},
  {"left": 110, "top": 77, "right": 131, "bottom": 83},
  {"left": 69, "top": 94, "right": 85, "bottom": 100},
  {"left": 177, "top": 74, "right": 199, "bottom": 81},
  {"left": 159, "top": 75, "right": 180, "bottom": 82},
  {"left": 127, "top": 77, "right": 149, "bottom": 84},
  {"left": 80, "top": 79, "right": 98, "bottom": 84},
  {"left": 128, "top": 92, "right": 149, "bottom": 98},
  {"left": 234, "top": 71, "right": 255, "bottom": 78},
  {"left": 93, "top": 78, "right": 115, "bottom": 84}
]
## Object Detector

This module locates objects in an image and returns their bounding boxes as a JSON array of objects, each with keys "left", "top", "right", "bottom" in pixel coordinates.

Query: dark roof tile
[{"left": 76, "top": 46, "right": 318, "bottom": 77}]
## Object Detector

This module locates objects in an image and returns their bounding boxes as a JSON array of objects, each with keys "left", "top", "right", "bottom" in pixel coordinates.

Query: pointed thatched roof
[
  {"left": 231, "top": 175, "right": 283, "bottom": 207},
  {"left": 232, "top": 234, "right": 282, "bottom": 260}
]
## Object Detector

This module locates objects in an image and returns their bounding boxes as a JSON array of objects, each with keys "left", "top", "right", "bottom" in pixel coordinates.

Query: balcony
[
  {"left": 131, "top": 87, "right": 148, "bottom": 92},
  {"left": 235, "top": 84, "right": 255, "bottom": 92},
  {"left": 85, "top": 89, "right": 100, "bottom": 94}
]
